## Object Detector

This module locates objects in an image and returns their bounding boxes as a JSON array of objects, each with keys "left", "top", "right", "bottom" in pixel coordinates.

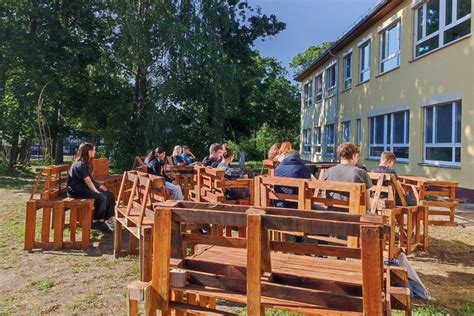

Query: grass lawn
[{"left": 0, "top": 165, "right": 473, "bottom": 315}]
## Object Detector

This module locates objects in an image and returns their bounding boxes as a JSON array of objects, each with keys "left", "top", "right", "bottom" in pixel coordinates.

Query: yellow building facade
[{"left": 297, "top": 0, "right": 474, "bottom": 197}]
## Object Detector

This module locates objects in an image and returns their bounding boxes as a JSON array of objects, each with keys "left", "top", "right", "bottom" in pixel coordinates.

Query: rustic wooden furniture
[
  {"left": 168, "top": 166, "right": 195, "bottom": 200},
  {"left": 91, "top": 158, "right": 123, "bottom": 197},
  {"left": 127, "top": 201, "right": 411, "bottom": 315},
  {"left": 25, "top": 165, "right": 94, "bottom": 250},
  {"left": 399, "top": 176, "right": 458, "bottom": 226},
  {"left": 132, "top": 156, "right": 147, "bottom": 172},
  {"left": 260, "top": 159, "right": 278, "bottom": 176},
  {"left": 190, "top": 165, "right": 254, "bottom": 205},
  {"left": 114, "top": 171, "right": 168, "bottom": 280}
]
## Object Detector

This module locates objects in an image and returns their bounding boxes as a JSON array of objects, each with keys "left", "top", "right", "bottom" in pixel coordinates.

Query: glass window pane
[
  {"left": 386, "top": 115, "right": 391, "bottom": 144},
  {"left": 364, "top": 44, "right": 370, "bottom": 68},
  {"left": 426, "top": 0, "right": 440, "bottom": 35},
  {"left": 370, "top": 146, "right": 385, "bottom": 157},
  {"left": 357, "top": 119, "right": 361, "bottom": 145},
  {"left": 387, "top": 24, "right": 399, "bottom": 56},
  {"left": 370, "top": 118, "right": 375, "bottom": 144},
  {"left": 381, "top": 32, "right": 387, "bottom": 59},
  {"left": 457, "top": 0, "right": 471, "bottom": 19},
  {"left": 406, "top": 112, "right": 410, "bottom": 143},
  {"left": 381, "top": 57, "right": 399, "bottom": 73},
  {"left": 416, "top": 35, "right": 439, "bottom": 56},
  {"left": 425, "top": 107, "right": 434, "bottom": 143},
  {"left": 361, "top": 70, "right": 370, "bottom": 82},
  {"left": 455, "top": 147, "right": 461, "bottom": 162},
  {"left": 417, "top": 7, "right": 423, "bottom": 41},
  {"left": 426, "top": 147, "right": 453, "bottom": 161},
  {"left": 444, "top": 19, "right": 471, "bottom": 44},
  {"left": 393, "top": 147, "right": 409, "bottom": 159},
  {"left": 393, "top": 112, "right": 405, "bottom": 144},
  {"left": 436, "top": 104, "right": 453, "bottom": 143},
  {"left": 446, "top": 0, "right": 453, "bottom": 25},
  {"left": 375, "top": 115, "right": 385, "bottom": 144},
  {"left": 345, "top": 78, "right": 352, "bottom": 90},
  {"left": 455, "top": 102, "right": 462, "bottom": 143}
]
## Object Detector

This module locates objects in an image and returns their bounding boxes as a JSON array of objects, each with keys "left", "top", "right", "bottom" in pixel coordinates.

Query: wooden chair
[
  {"left": 398, "top": 176, "right": 458, "bottom": 226},
  {"left": 260, "top": 159, "right": 278, "bottom": 176},
  {"left": 25, "top": 165, "right": 94, "bottom": 250},
  {"left": 190, "top": 165, "right": 254, "bottom": 205},
  {"left": 127, "top": 201, "right": 411, "bottom": 316},
  {"left": 91, "top": 158, "right": 123, "bottom": 197},
  {"left": 132, "top": 156, "right": 147, "bottom": 172},
  {"left": 114, "top": 171, "right": 168, "bottom": 280}
]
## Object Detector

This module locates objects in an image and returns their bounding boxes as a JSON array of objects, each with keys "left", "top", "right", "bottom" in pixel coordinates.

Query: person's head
[
  {"left": 183, "top": 146, "right": 191, "bottom": 154},
  {"left": 279, "top": 141, "right": 292, "bottom": 156},
  {"left": 222, "top": 143, "right": 227, "bottom": 151},
  {"left": 223, "top": 148, "right": 234, "bottom": 163},
  {"left": 209, "top": 143, "right": 223, "bottom": 159},
  {"left": 75, "top": 142, "right": 96, "bottom": 164},
  {"left": 268, "top": 143, "right": 281, "bottom": 160},
  {"left": 380, "top": 151, "right": 397, "bottom": 169},
  {"left": 337, "top": 143, "right": 361, "bottom": 165},
  {"left": 155, "top": 147, "right": 167, "bottom": 161},
  {"left": 172, "top": 145, "right": 182, "bottom": 156}
]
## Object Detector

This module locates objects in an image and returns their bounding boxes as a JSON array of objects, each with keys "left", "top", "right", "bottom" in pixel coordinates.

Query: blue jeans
[{"left": 165, "top": 182, "right": 184, "bottom": 200}]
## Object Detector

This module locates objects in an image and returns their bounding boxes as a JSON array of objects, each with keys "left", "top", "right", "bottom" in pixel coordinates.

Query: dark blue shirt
[{"left": 274, "top": 154, "right": 312, "bottom": 208}]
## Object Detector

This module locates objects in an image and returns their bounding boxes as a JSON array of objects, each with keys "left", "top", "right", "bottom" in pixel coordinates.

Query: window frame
[
  {"left": 315, "top": 73, "right": 323, "bottom": 102},
  {"left": 325, "top": 124, "right": 336, "bottom": 155},
  {"left": 379, "top": 20, "right": 401, "bottom": 74},
  {"left": 303, "top": 128, "right": 312, "bottom": 154},
  {"left": 423, "top": 101, "right": 462, "bottom": 166},
  {"left": 356, "top": 119, "right": 362, "bottom": 145},
  {"left": 342, "top": 120, "right": 352, "bottom": 143},
  {"left": 325, "top": 63, "right": 337, "bottom": 98},
  {"left": 359, "top": 39, "right": 371, "bottom": 83},
  {"left": 414, "top": 0, "right": 472, "bottom": 59},
  {"left": 343, "top": 51, "right": 353, "bottom": 90},
  {"left": 313, "top": 126, "right": 322, "bottom": 153},
  {"left": 303, "top": 81, "right": 312, "bottom": 108},
  {"left": 368, "top": 110, "right": 410, "bottom": 162}
]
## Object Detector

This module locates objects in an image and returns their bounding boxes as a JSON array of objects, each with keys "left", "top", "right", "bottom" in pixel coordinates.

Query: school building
[{"left": 296, "top": 0, "right": 474, "bottom": 200}]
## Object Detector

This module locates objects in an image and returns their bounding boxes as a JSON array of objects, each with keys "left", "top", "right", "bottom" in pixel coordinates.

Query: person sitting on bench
[
  {"left": 274, "top": 149, "right": 312, "bottom": 208},
  {"left": 146, "top": 147, "right": 184, "bottom": 200},
  {"left": 371, "top": 151, "right": 397, "bottom": 175},
  {"left": 172, "top": 145, "right": 186, "bottom": 166},
  {"left": 181, "top": 145, "right": 196, "bottom": 165},
  {"left": 217, "top": 147, "right": 248, "bottom": 199},
  {"left": 268, "top": 143, "right": 281, "bottom": 161},
  {"left": 202, "top": 143, "right": 223, "bottom": 167},
  {"left": 67, "top": 142, "right": 115, "bottom": 234},
  {"left": 324, "top": 142, "right": 372, "bottom": 207},
  {"left": 276, "top": 141, "right": 292, "bottom": 162}
]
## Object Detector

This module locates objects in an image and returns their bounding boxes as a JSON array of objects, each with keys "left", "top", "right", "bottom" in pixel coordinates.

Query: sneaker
[
  {"left": 92, "top": 221, "right": 113, "bottom": 234},
  {"left": 106, "top": 218, "right": 116, "bottom": 230}
]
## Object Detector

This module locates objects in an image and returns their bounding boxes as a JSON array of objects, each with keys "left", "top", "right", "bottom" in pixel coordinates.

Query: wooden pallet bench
[
  {"left": 260, "top": 159, "right": 278, "bottom": 176},
  {"left": 132, "top": 156, "right": 147, "bottom": 172},
  {"left": 91, "top": 158, "right": 123, "bottom": 197},
  {"left": 114, "top": 170, "right": 168, "bottom": 280},
  {"left": 127, "top": 201, "right": 411, "bottom": 315},
  {"left": 25, "top": 164, "right": 94, "bottom": 250},
  {"left": 190, "top": 165, "right": 254, "bottom": 205},
  {"left": 399, "top": 176, "right": 458, "bottom": 226},
  {"left": 368, "top": 173, "right": 429, "bottom": 257}
]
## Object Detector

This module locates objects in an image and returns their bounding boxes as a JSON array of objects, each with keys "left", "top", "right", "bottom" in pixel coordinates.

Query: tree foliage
[{"left": 290, "top": 42, "right": 333, "bottom": 74}]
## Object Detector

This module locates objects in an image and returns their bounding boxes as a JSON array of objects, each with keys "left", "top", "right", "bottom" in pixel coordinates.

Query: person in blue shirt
[
  {"left": 146, "top": 147, "right": 184, "bottom": 200},
  {"left": 181, "top": 146, "right": 196, "bottom": 165},
  {"left": 172, "top": 146, "right": 186, "bottom": 166}
]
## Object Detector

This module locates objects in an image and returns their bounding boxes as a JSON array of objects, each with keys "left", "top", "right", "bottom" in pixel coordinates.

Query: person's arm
[{"left": 84, "top": 176, "right": 100, "bottom": 193}]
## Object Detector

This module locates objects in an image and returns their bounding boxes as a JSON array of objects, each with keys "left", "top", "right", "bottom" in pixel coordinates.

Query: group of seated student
[
  {"left": 145, "top": 147, "right": 184, "bottom": 200},
  {"left": 202, "top": 143, "right": 225, "bottom": 167},
  {"left": 171, "top": 145, "right": 197, "bottom": 166},
  {"left": 267, "top": 141, "right": 293, "bottom": 163}
]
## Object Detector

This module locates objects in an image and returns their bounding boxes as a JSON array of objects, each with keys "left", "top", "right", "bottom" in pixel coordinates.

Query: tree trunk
[
  {"left": 9, "top": 133, "right": 19, "bottom": 166},
  {"left": 18, "top": 138, "right": 32, "bottom": 164},
  {"left": 54, "top": 138, "right": 64, "bottom": 164}
]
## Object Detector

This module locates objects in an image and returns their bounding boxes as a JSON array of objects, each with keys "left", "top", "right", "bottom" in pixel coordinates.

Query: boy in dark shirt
[
  {"left": 371, "top": 151, "right": 397, "bottom": 175},
  {"left": 202, "top": 143, "right": 224, "bottom": 167}
]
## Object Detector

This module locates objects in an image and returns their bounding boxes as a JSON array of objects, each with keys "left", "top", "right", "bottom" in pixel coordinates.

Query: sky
[{"left": 248, "top": 0, "right": 381, "bottom": 78}]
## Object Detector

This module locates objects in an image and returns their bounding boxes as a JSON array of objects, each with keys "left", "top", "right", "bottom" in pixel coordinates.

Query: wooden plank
[
  {"left": 151, "top": 208, "right": 172, "bottom": 311},
  {"left": 53, "top": 202, "right": 65, "bottom": 250},
  {"left": 182, "top": 234, "right": 247, "bottom": 249},
  {"left": 170, "top": 301, "right": 237, "bottom": 316},
  {"left": 81, "top": 203, "right": 92, "bottom": 249},
  {"left": 247, "top": 214, "right": 264, "bottom": 316},
  {"left": 270, "top": 241, "right": 361, "bottom": 259},
  {"left": 141, "top": 226, "right": 153, "bottom": 282},
  {"left": 360, "top": 225, "right": 383, "bottom": 315},
  {"left": 24, "top": 201, "right": 37, "bottom": 250},
  {"left": 169, "top": 209, "right": 247, "bottom": 227}
]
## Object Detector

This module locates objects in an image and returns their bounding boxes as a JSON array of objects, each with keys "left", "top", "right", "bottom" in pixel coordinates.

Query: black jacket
[{"left": 274, "top": 154, "right": 311, "bottom": 208}]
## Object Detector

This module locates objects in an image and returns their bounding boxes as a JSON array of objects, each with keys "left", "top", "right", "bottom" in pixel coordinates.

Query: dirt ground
[{"left": 0, "top": 170, "right": 473, "bottom": 315}]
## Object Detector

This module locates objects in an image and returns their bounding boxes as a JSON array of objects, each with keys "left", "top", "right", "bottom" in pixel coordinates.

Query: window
[
  {"left": 303, "top": 128, "right": 312, "bottom": 153},
  {"left": 325, "top": 124, "right": 336, "bottom": 154},
  {"left": 343, "top": 53, "right": 353, "bottom": 90},
  {"left": 424, "top": 101, "right": 462, "bottom": 165},
  {"left": 326, "top": 64, "right": 336, "bottom": 97},
  {"left": 369, "top": 110, "right": 410, "bottom": 160},
  {"left": 315, "top": 74, "right": 323, "bottom": 102},
  {"left": 414, "top": 0, "right": 471, "bottom": 58},
  {"left": 380, "top": 21, "right": 401, "bottom": 74},
  {"left": 356, "top": 119, "right": 362, "bottom": 145},
  {"left": 304, "top": 82, "right": 312, "bottom": 107},
  {"left": 313, "top": 127, "right": 322, "bottom": 153},
  {"left": 359, "top": 40, "right": 371, "bottom": 82},
  {"left": 342, "top": 121, "right": 351, "bottom": 142}
]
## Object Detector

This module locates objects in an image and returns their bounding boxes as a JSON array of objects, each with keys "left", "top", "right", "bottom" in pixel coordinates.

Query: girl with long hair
[
  {"left": 146, "top": 147, "right": 184, "bottom": 200},
  {"left": 67, "top": 142, "right": 115, "bottom": 233}
]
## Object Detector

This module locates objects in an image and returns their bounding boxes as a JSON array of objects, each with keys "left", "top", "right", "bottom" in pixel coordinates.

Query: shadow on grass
[
  {"left": 0, "top": 164, "right": 36, "bottom": 191},
  {"left": 414, "top": 237, "right": 474, "bottom": 267}
]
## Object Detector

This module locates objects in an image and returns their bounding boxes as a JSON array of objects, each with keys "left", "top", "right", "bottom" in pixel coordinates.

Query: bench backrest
[
  {"left": 192, "top": 165, "right": 254, "bottom": 205},
  {"left": 30, "top": 164, "right": 70, "bottom": 200},
  {"left": 368, "top": 172, "right": 408, "bottom": 212},
  {"left": 150, "top": 200, "right": 386, "bottom": 314},
  {"left": 91, "top": 158, "right": 110, "bottom": 179},
  {"left": 132, "top": 156, "right": 147, "bottom": 172},
  {"left": 260, "top": 159, "right": 278, "bottom": 176}
]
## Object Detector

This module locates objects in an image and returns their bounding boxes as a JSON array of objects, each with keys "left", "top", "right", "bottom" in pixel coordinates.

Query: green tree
[{"left": 290, "top": 42, "right": 333, "bottom": 74}]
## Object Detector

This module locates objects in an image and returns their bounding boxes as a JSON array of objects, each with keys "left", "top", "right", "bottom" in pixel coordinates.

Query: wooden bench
[
  {"left": 368, "top": 173, "right": 429, "bottom": 257},
  {"left": 260, "top": 159, "right": 278, "bottom": 176},
  {"left": 127, "top": 201, "right": 411, "bottom": 315},
  {"left": 91, "top": 158, "right": 123, "bottom": 197},
  {"left": 114, "top": 171, "right": 168, "bottom": 280},
  {"left": 25, "top": 165, "right": 94, "bottom": 250},
  {"left": 190, "top": 165, "right": 254, "bottom": 205},
  {"left": 399, "top": 176, "right": 459, "bottom": 226},
  {"left": 132, "top": 156, "right": 147, "bottom": 172}
]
